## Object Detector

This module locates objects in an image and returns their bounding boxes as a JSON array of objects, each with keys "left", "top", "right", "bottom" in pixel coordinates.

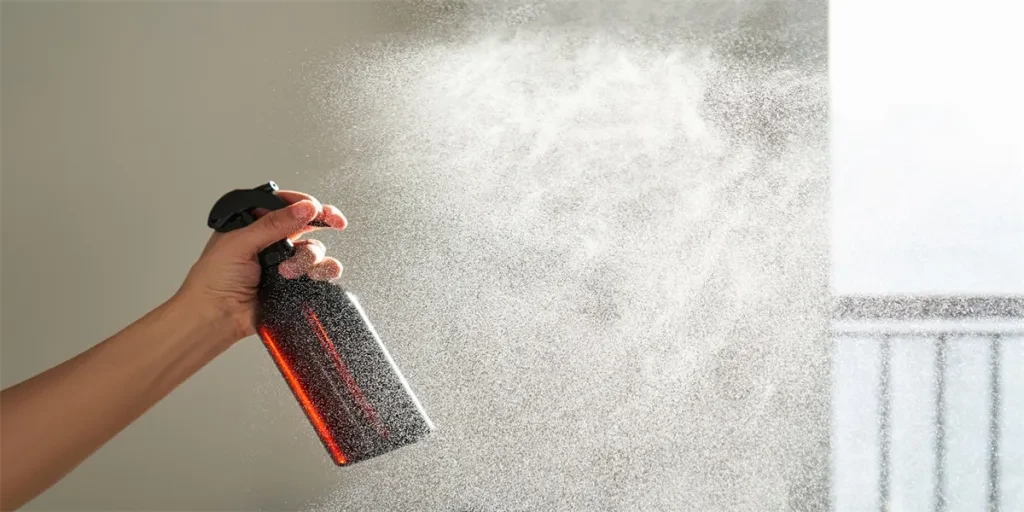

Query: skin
[{"left": 0, "top": 190, "right": 347, "bottom": 511}]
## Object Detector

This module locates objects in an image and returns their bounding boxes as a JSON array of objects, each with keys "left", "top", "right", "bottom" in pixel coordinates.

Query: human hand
[{"left": 174, "top": 190, "right": 348, "bottom": 342}]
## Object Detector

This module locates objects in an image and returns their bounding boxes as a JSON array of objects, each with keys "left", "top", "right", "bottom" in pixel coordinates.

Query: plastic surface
[
  {"left": 257, "top": 272, "right": 434, "bottom": 465},
  {"left": 207, "top": 182, "right": 434, "bottom": 466}
]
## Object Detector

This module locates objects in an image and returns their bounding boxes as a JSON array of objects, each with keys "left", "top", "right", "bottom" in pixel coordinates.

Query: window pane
[
  {"left": 832, "top": 336, "right": 882, "bottom": 509},
  {"left": 1001, "top": 337, "right": 1024, "bottom": 510},
  {"left": 890, "top": 336, "right": 937, "bottom": 511},
  {"left": 943, "top": 336, "right": 992, "bottom": 511}
]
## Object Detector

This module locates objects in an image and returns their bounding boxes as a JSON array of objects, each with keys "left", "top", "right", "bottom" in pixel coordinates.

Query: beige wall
[{"left": 0, "top": 3, "right": 441, "bottom": 510}]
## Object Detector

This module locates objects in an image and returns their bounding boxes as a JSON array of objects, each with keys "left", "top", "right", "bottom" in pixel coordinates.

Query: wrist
[{"left": 163, "top": 293, "right": 243, "bottom": 349}]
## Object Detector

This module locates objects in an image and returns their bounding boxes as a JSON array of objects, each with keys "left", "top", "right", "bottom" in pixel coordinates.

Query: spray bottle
[{"left": 207, "top": 181, "right": 434, "bottom": 466}]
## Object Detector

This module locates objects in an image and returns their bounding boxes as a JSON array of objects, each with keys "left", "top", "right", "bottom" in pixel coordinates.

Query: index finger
[
  {"left": 274, "top": 190, "right": 321, "bottom": 212},
  {"left": 275, "top": 190, "right": 347, "bottom": 231}
]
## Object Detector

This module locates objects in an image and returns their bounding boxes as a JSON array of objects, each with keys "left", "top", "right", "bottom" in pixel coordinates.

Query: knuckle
[{"left": 263, "top": 210, "right": 287, "bottom": 230}]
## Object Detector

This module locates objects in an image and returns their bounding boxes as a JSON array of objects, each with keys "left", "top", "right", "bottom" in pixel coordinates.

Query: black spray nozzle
[
  {"left": 208, "top": 181, "right": 289, "bottom": 232},
  {"left": 207, "top": 181, "right": 328, "bottom": 268}
]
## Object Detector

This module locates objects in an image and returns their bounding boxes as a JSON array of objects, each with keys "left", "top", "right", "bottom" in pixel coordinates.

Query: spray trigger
[{"left": 207, "top": 181, "right": 329, "bottom": 267}]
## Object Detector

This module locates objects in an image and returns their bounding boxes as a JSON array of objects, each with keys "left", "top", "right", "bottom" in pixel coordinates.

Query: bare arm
[
  {"left": 0, "top": 189, "right": 348, "bottom": 511},
  {"left": 0, "top": 297, "right": 233, "bottom": 511}
]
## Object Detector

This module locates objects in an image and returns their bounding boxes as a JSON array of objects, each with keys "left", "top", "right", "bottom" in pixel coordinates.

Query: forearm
[{"left": 0, "top": 297, "right": 235, "bottom": 511}]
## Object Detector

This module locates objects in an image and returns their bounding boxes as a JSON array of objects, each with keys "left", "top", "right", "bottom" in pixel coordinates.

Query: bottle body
[{"left": 255, "top": 270, "right": 434, "bottom": 466}]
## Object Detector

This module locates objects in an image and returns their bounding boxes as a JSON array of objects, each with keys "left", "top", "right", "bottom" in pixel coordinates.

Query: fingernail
[
  {"left": 326, "top": 205, "right": 348, "bottom": 229},
  {"left": 309, "top": 260, "right": 342, "bottom": 281}
]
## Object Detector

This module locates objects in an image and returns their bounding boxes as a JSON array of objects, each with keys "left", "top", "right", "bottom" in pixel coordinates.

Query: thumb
[{"left": 236, "top": 200, "right": 319, "bottom": 254}]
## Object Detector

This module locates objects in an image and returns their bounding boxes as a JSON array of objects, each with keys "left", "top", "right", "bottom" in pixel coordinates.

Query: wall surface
[
  {"left": 1, "top": 3, "right": 448, "bottom": 510},
  {"left": 2, "top": 2, "right": 829, "bottom": 511}
]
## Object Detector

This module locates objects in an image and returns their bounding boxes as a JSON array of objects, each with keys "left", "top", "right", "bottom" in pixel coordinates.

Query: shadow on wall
[{"left": 304, "top": 1, "right": 829, "bottom": 511}]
